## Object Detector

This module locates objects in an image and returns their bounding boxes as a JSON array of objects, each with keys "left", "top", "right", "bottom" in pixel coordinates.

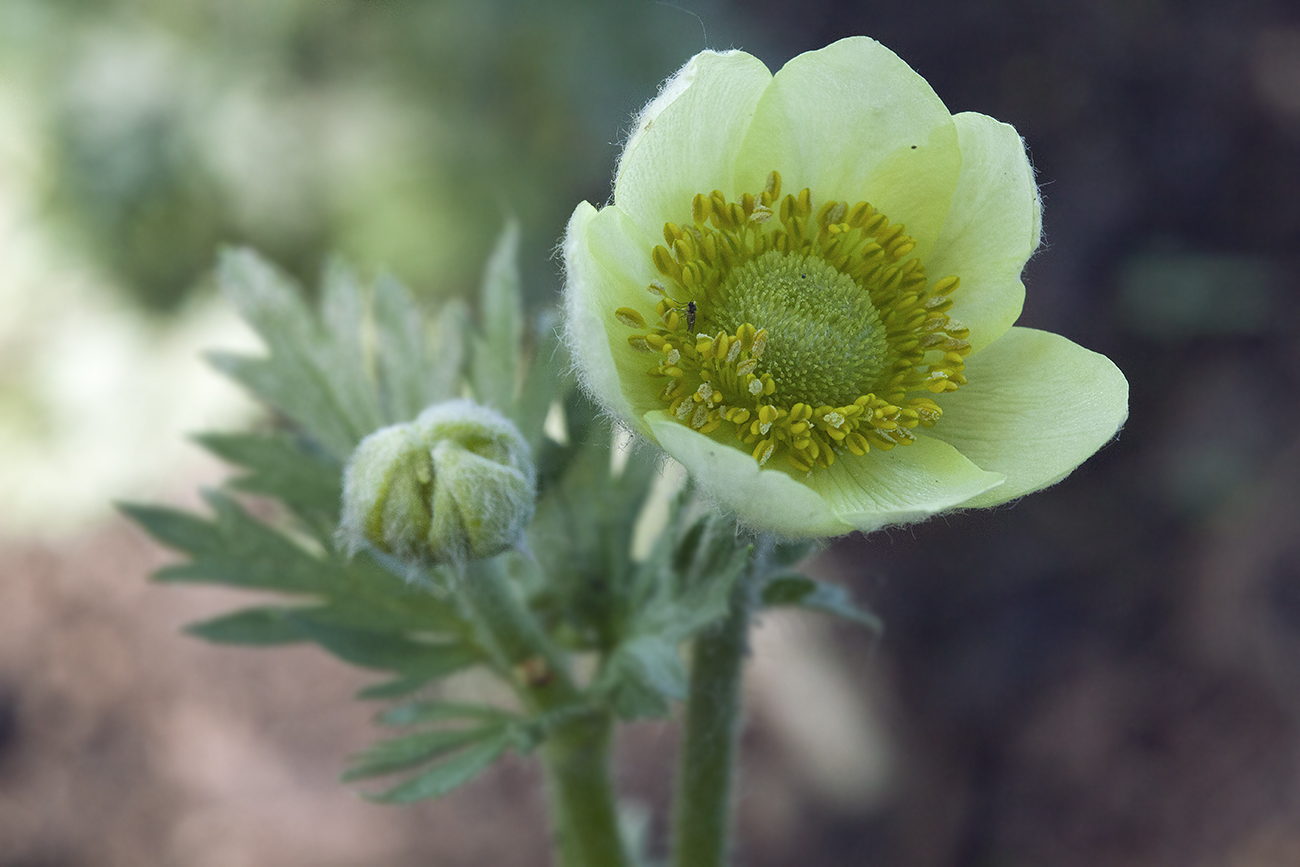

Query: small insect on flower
[{"left": 686, "top": 300, "right": 697, "bottom": 332}]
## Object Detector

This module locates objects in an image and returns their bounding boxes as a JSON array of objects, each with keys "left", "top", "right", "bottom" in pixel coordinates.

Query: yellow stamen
[{"left": 615, "top": 307, "right": 646, "bottom": 328}]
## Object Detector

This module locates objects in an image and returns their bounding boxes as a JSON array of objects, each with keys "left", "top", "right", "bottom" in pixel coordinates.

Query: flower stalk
[
  {"left": 456, "top": 560, "right": 629, "bottom": 867},
  {"left": 543, "top": 711, "right": 628, "bottom": 867},
  {"left": 671, "top": 543, "right": 761, "bottom": 867}
]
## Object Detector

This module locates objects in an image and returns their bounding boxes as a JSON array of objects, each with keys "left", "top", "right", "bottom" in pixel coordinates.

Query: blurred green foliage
[{"left": 1, "top": 0, "right": 759, "bottom": 311}]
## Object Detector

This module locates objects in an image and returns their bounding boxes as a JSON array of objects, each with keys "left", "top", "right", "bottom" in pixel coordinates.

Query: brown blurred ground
[{"left": 0, "top": 520, "right": 558, "bottom": 867}]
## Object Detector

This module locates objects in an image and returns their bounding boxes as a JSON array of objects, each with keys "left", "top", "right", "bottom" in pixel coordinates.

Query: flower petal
[
  {"left": 734, "top": 36, "right": 960, "bottom": 256},
  {"left": 803, "top": 435, "right": 1005, "bottom": 533},
  {"left": 645, "top": 411, "right": 1004, "bottom": 538},
  {"left": 614, "top": 50, "right": 773, "bottom": 237},
  {"left": 928, "top": 112, "right": 1042, "bottom": 353},
  {"left": 563, "top": 202, "right": 665, "bottom": 428},
  {"left": 644, "top": 411, "right": 852, "bottom": 537},
  {"left": 927, "top": 327, "right": 1129, "bottom": 508}
]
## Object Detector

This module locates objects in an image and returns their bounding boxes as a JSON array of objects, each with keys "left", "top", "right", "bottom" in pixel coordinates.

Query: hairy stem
[
  {"left": 670, "top": 550, "right": 760, "bottom": 867},
  {"left": 543, "top": 710, "right": 628, "bottom": 867},
  {"left": 457, "top": 560, "right": 629, "bottom": 867}
]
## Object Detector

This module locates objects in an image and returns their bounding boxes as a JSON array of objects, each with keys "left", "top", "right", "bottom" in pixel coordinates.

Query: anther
[{"left": 615, "top": 307, "right": 646, "bottom": 328}]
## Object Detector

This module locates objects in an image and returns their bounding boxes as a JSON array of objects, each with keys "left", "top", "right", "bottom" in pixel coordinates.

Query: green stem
[
  {"left": 457, "top": 560, "right": 629, "bottom": 867},
  {"left": 671, "top": 549, "right": 760, "bottom": 867},
  {"left": 543, "top": 710, "right": 628, "bottom": 867},
  {"left": 456, "top": 559, "right": 565, "bottom": 679}
]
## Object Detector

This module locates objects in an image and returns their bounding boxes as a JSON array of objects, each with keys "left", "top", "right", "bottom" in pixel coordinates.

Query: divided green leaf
[
  {"left": 208, "top": 248, "right": 478, "bottom": 462},
  {"left": 370, "top": 273, "right": 465, "bottom": 421},
  {"left": 760, "top": 574, "right": 882, "bottom": 632},
  {"left": 471, "top": 221, "right": 524, "bottom": 412},
  {"left": 599, "top": 634, "right": 687, "bottom": 719},
  {"left": 122, "top": 488, "right": 481, "bottom": 691},
  {"left": 209, "top": 249, "right": 381, "bottom": 460},
  {"left": 286, "top": 617, "right": 479, "bottom": 680},
  {"left": 529, "top": 422, "right": 660, "bottom": 651},
  {"left": 343, "top": 725, "right": 505, "bottom": 781},
  {"left": 128, "top": 241, "right": 594, "bottom": 810},
  {"left": 513, "top": 314, "right": 574, "bottom": 453},
  {"left": 193, "top": 431, "right": 341, "bottom": 542},
  {"left": 185, "top": 606, "right": 305, "bottom": 646},
  {"left": 594, "top": 509, "right": 751, "bottom": 721},
  {"left": 364, "top": 731, "right": 514, "bottom": 803},
  {"left": 377, "top": 701, "right": 519, "bottom": 728}
]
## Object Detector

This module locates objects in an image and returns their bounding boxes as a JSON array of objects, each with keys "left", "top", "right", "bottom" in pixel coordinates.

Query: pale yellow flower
[{"left": 563, "top": 37, "right": 1128, "bottom": 537}]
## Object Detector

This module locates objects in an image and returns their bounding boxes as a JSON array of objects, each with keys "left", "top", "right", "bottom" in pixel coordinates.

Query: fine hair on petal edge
[
  {"left": 613, "top": 48, "right": 753, "bottom": 204},
  {"left": 1023, "top": 135, "right": 1048, "bottom": 260}
]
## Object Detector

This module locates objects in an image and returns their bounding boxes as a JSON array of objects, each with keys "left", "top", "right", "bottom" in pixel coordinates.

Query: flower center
[
  {"left": 713, "top": 251, "right": 888, "bottom": 409},
  {"left": 616, "top": 171, "right": 971, "bottom": 473}
]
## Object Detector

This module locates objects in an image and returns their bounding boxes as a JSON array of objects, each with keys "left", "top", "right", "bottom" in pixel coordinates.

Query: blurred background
[{"left": 2, "top": 1, "right": 1299, "bottom": 865}]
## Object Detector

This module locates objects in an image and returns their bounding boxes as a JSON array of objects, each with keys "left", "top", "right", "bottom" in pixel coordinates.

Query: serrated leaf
[
  {"left": 213, "top": 251, "right": 368, "bottom": 459},
  {"left": 431, "top": 297, "right": 469, "bottom": 405},
  {"left": 130, "top": 480, "right": 461, "bottom": 616},
  {"left": 343, "top": 725, "right": 502, "bottom": 781},
  {"left": 681, "top": 513, "right": 744, "bottom": 585},
  {"left": 185, "top": 606, "right": 305, "bottom": 646},
  {"left": 286, "top": 615, "right": 480, "bottom": 678},
  {"left": 606, "top": 681, "right": 672, "bottom": 721},
  {"left": 129, "top": 491, "right": 333, "bottom": 594},
  {"left": 761, "top": 575, "right": 882, "bottom": 632},
  {"left": 120, "top": 502, "right": 227, "bottom": 559},
  {"left": 124, "top": 489, "right": 481, "bottom": 683},
  {"left": 367, "top": 731, "right": 513, "bottom": 803},
  {"left": 206, "top": 350, "right": 353, "bottom": 460},
  {"left": 320, "top": 260, "right": 386, "bottom": 433},
  {"left": 356, "top": 675, "right": 436, "bottom": 701},
  {"left": 471, "top": 221, "right": 523, "bottom": 410},
  {"left": 195, "top": 431, "right": 342, "bottom": 541},
  {"left": 528, "top": 427, "right": 659, "bottom": 649},
  {"left": 299, "top": 589, "right": 464, "bottom": 639},
  {"left": 372, "top": 274, "right": 431, "bottom": 422},
  {"left": 590, "top": 507, "right": 751, "bottom": 719},
  {"left": 304, "top": 551, "right": 465, "bottom": 637},
  {"left": 377, "top": 701, "right": 517, "bottom": 728},
  {"left": 626, "top": 511, "right": 748, "bottom": 643},
  {"left": 667, "top": 539, "right": 749, "bottom": 639},
  {"left": 513, "top": 314, "right": 573, "bottom": 451},
  {"left": 596, "top": 631, "right": 692, "bottom": 720}
]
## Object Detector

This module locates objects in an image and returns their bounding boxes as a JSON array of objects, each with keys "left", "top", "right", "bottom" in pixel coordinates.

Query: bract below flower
[{"left": 563, "top": 37, "right": 1128, "bottom": 538}]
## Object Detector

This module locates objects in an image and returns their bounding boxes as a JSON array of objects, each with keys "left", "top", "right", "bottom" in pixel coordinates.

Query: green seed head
[{"left": 712, "top": 250, "right": 888, "bottom": 408}]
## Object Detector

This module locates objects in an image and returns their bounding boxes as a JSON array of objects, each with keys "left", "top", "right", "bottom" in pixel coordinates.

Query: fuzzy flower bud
[{"left": 337, "top": 399, "right": 536, "bottom": 566}]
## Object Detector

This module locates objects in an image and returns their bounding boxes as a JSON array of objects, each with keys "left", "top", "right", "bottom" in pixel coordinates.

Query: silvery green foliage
[{"left": 125, "top": 226, "right": 874, "bottom": 803}]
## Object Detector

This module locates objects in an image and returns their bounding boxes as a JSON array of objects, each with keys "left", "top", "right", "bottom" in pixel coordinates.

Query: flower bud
[{"left": 338, "top": 399, "right": 536, "bottom": 565}]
